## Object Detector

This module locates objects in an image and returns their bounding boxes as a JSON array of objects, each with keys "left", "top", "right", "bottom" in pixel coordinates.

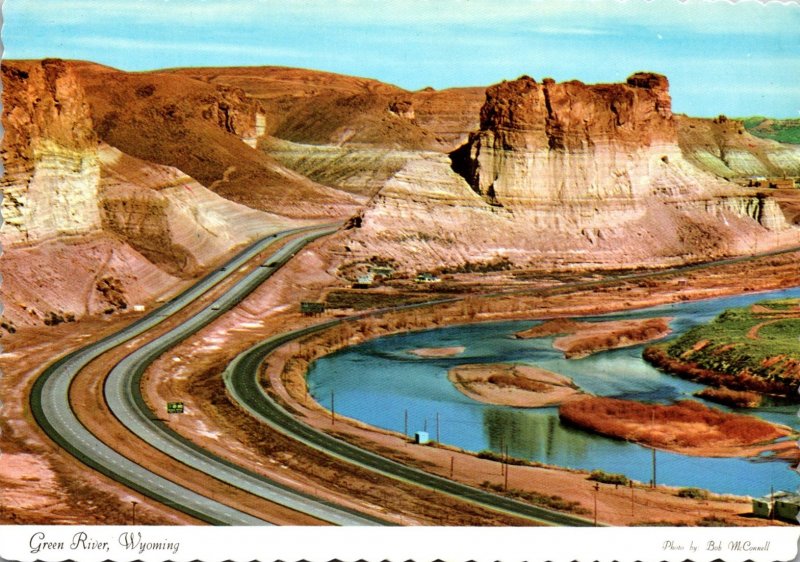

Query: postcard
[{"left": 1, "top": 1, "right": 799, "bottom": 561}]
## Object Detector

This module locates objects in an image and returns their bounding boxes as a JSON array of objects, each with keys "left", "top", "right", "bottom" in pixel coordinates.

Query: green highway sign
[{"left": 167, "top": 401, "right": 185, "bottom": 414}]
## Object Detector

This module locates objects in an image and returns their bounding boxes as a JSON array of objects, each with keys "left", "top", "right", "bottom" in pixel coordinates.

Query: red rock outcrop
[
  {"left": 452, "top": 73, "right": 682, "bottom": 206},
  {"left": 331, "top": 73, "right": 796, "bottom": 274}
]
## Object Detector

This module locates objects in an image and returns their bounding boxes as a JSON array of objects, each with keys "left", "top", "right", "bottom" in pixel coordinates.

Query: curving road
[
  {"left": 224, "top": 322, "right": 598, "bottom": 526},
  {"left": 33, "top": 218, "right": 800, "bottom": 526},
  {"left": 31, "top": 224, "right": 382, "bottom": 526},
  {"left": 103, "top": 229, "right": 384, "bottom": 526}
]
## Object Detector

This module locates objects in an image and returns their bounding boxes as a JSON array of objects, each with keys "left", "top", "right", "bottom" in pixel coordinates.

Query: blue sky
[{"left": 3, "top": 0, "right": 800, "bottom": 117}]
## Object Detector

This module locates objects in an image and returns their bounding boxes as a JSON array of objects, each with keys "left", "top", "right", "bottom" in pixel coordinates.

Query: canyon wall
[
  {"left": 1, "top": 59, "right": 102, "bottom": 246},
  {"left": 0, "top": 60, "right": 306, "bottom": 329},
  {"left": 332, "top": 73, "right": 797, "bottom": 274}
]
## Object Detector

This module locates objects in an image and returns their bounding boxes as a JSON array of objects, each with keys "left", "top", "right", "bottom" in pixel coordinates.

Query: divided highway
[{"left": 31, "top": 224, "right": 383, "bottom": 526}]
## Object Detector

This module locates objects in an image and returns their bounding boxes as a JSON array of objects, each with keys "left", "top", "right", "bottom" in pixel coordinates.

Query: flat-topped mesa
[{"left": 454, "top": 72, "right": 685, "bottom": 206}]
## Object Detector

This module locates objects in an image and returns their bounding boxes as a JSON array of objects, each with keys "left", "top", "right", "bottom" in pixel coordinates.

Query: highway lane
[
  {"left": 224, "top": 323, "right": 597, "bottom": 527},
  {"left": 30, "top": 224, "right": 353, "bottom": 526},
  {"left": 104, "top": 230, "right": 385, "bottom": 526}
]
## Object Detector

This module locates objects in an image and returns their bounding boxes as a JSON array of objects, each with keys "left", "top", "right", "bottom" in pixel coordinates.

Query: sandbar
[
  {"left": 409, "top": 346, "right": 465, "bottom": 358},
  {"left": 516, "top": 317, "right": 672, "bottom": 359},
  {"left": 448, "top": 363, "right": 584, "bottom": 407}
]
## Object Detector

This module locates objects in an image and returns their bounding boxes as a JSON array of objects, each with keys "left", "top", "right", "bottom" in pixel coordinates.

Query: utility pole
[
  {"left": 330, "top": 389, "right": 335, "bottom": 426},
  {"left": 651, "top": 408, "right": 656, "bottom": 488},
  {"left": 499, "top": 437, "right": 505, "bottom": 475},
  {"left": 651, "top": 447, "right": 657, "bottom": 488},
  {"left": 770, "top": 485, "right": 775, "bottom": 521},
  {"left": 593, "top": 483, "right": 600, "bottom": 527},
  {"left": 630, "top": 480, "right": 635, "bottom": 517},
  {"left": 131, "top": 500, "right": 138, "bottom": 526}
]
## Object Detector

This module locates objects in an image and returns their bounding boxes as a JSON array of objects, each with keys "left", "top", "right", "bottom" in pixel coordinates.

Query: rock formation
[
  {"left": 0, "top": 60, "right": 311, "bottom": 328},
  {"left": 331, "top": 73, "right": 798, "bottom": 274}
]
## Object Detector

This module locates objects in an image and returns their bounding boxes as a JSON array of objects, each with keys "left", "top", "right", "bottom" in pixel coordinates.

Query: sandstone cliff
[
  {"left": 677, "top": 114, "right": 800, "bottom": 178},
  {"left": 0, "top": 60, "right": 312, "bottom": 329},
  {"left": 331, "top": 73, "right": 797, "bottom": 274},
  {"left": 2, "top": 59, "right": 102, "bottom": 245}
]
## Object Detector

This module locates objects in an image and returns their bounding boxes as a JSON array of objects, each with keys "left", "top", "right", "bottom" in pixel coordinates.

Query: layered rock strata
[
  {"left": 0, "top": 59, "right": 306, "bottom": 328},
  {"left": 332, "top": 73, "right": 795, "bottom": 274}
]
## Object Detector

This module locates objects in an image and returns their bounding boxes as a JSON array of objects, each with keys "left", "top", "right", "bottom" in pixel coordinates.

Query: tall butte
[
  {"left": 332, "top": 72, "right": 793, "bottom": 274},
  {"left": 453, "top": 72, "right": 677, "bottom": 206}
]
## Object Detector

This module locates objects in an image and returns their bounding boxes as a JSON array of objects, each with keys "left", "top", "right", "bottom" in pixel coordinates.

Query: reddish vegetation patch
[
  {"left": 695, "top": 387, "right": 763, "bottom": 408},
  {"left": 559, "top": 397, "right": 788, "bottom": 455},
  {"left": 643, "top": 347, "right": 795, "bottom": 397},
  {"left": 516, "top": 317, "right": 672, "bottom": 359}
]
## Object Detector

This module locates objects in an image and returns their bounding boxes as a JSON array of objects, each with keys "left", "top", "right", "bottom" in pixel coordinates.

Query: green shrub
[{"left": 588, "top": 470, "right": 629, "bottom": 486}]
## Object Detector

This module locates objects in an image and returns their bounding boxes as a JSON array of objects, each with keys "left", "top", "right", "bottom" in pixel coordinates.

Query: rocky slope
[
  {"left": 0, "top": 59, "right": 315, "bottom": 329},
  {"left": 170, "top": 66, "right": 485, "bottom": 152},
  {"left": 678, "top": 114, "right": 800, "bottom": 178},
  {"left": 69, "top": 61, "right": 362, "bottom": 217},
  {"left": 330, "top": 73, "right": 799, "bottom": 274}
]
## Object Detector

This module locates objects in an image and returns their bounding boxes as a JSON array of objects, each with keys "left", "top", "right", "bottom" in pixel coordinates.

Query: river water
[{"left": 307, "top": 287, "right": 800, "bottom": 497}]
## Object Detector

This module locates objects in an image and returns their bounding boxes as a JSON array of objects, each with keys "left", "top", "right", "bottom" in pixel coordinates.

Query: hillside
[
  {"left": 741, "top": 117, "right": 800, "bottom": 145},
  {"left": 168, "top": 66, "right": 485, "bottom": 152},
  {"left": 329, "top": 73, "right": 800, "bottom": 275},
  {"left": 5, "top": 60, "right": 800, "bottom": 330}
]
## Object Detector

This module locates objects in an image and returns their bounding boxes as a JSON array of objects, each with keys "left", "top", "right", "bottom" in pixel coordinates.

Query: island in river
[
  {"left": 408, "top": 346, "right": 465, "bottom": 358},
  {"left": 516, "top": 317, "right": 672, "bottom": 358},
  {"left": 644, "top": 298, "right": 800, "bottom": 399},
  {"left": 448, "top": 363, "right": 585, "bottom": 407},
  {"left": 559, "top": 396, "right": 794, "bottom": 457}
]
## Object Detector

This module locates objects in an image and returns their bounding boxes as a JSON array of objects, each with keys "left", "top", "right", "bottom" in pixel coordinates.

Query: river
[{"left": 307, "top": 287, "right": 800, "bottom": 497}]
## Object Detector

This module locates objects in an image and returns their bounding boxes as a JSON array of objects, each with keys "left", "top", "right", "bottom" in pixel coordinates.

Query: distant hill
[{"left": 740, "top": 116, "right": 800, "bottom": 145}]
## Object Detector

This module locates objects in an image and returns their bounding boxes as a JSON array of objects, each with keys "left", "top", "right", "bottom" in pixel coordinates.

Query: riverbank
[
  {"left": 559, "top": 397, "right": 794, "bottom": 457},
  {"left": 258, "top": 248, "right": 800, "bottom": 525},
  {"left": 516, "top": 317, "right": 672, "bottom": 358},
  {"left": 447, "top": 363, "right": 584, "bottom": 407}
]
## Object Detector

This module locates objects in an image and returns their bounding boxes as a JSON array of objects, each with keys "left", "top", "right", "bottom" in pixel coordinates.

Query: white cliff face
[
  {"left": 2, "top": 60, "right": 103, "bottom": 247},
  {"left": 98, "top": 145, "right": 301, "bottom": 276},
  {"left": 3, "top": 141, "right": 102, "bottom": 245},
  {"left": 333, "top": 154, "right": 786, "bottom": 274}
]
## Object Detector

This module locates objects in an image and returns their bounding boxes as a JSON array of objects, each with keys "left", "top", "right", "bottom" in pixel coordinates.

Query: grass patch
[
  {"left": 479, "top": 481, "right": 589, "bottom": 515},
  {"left": 324, "top": 290, "right": 432, "bottom": 310},
  {"left": 741, "top": 116, "right": 800, "bottom": 145},
  {"left": 559, "top": 397, "right": 786, "bottom": 449},
  {"left": 695, "top": 386, "right": 763, "bottom": 408},
  {"left": 645, "top": 298, "right": 800, "bottom": 398}
]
